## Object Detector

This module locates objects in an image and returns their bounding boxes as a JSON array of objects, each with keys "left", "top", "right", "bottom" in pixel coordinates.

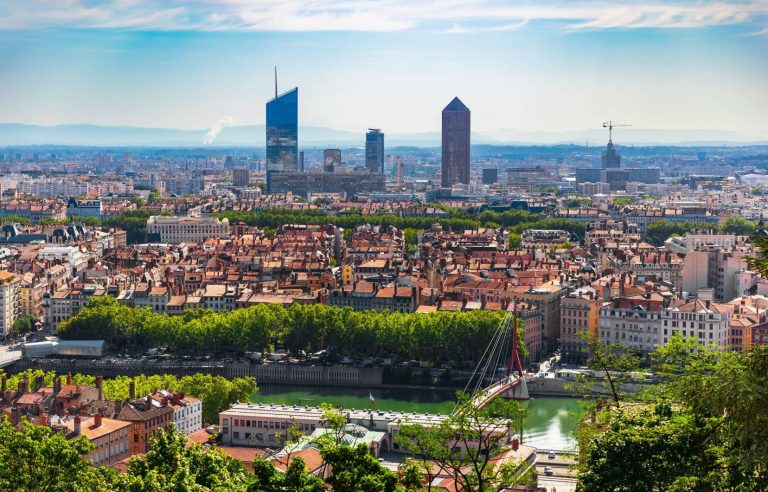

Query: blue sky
[{"left": 0, "top": 0, "right": 767, "bottom": 139}]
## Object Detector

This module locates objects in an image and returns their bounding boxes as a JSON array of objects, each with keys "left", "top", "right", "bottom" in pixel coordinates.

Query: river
[{"left": 252, "top": 384, "right": 580, "bottom": 451}]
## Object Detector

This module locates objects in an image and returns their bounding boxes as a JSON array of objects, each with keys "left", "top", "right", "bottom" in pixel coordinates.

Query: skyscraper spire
[{"left": 274, "top": 66, "right": 278, "bottom": 98}]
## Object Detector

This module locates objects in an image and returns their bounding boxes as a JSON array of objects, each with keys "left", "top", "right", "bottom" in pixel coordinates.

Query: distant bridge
[{"left": 460, "top": 309, "right": 529, "bottom": 412}]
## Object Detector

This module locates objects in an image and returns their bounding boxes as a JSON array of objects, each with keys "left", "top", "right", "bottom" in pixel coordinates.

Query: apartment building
[
  {"left": 661, "top": 299, "right": 732, "bottom": 349},
  {"left": 0, "top": 271, "right": 21, "bottom": 338},
  {"left": 60, "top": 415, "right": 131, "bottom": 466},
  {"left": 118, "top": 396, "right": 175, "bottom": 454},
  {"left": 560, "top": 286, "right": 601, "bottom": 364},
  {"left": 599, "top": 294, "right": 665, "bottom": 357},
  {"left": 16, "top": 179, "right": 90, "bottom": 198},
  {"left": 150, "top": 390, "right": 203, "bottom": 435},
  {"left": 146, "top": 216, "right": 230, "bottom": 243}
]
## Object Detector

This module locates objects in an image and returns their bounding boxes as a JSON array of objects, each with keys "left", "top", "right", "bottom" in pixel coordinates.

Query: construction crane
[{"left": 602, "top": 121, "right": 631, "bottom": 142}]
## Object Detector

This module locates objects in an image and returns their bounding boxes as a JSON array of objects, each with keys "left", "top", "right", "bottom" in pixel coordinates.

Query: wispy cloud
[
  {"left": 0, "top": 1, "right": 765, "bottom": 33},
  {"left": 444, "top": 23, "right": 473, "bottom": 34},
  {"left": 485, "top": 19, "right": 529, "bottom": 32}
]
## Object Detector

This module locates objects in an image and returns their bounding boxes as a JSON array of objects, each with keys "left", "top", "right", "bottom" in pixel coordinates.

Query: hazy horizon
[{"left": 2, "top": 1, "right": 767, "bottom": 142}]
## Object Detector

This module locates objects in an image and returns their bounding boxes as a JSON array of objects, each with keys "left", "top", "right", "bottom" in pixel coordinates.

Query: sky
[{"left": 0, "top": 0, "right": 767, "bottom": 140}]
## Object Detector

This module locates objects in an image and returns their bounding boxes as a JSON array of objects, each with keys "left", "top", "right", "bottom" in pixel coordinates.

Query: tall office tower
[
  {"left": 299, "top": 151, "right": 305, "bottom": 172},
  {"left": 232, "top": 167, "right": 250, "bottom": 187},
  {"left": 601, "top": 139, "right": 621, "bottom": 168},
  {"left": 323, "top": 149, "right": 341, "bottom": 173},
  {"left": 441, "top": 97, "right": 470, "bottom": 187},
  {"left": 482, "top": 167, "right": 498, "bottom": 185},
  {"left": 365, "top": 129, "right": 385, "bottom": 173},
  {"left": 224, "top": 155, "right": 236, "bottom": 169},
  {"left": 266, "top": 73, "right": 298, "bottom": 192}
]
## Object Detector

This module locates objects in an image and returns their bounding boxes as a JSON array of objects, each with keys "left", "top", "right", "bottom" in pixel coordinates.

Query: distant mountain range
[{"left": 1, "top": 123, "right": 766, "bottom": 147}]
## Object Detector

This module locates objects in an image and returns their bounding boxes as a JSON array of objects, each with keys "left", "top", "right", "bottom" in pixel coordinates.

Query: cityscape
[{"left": 1, "top": 1, "right": 768, "bottom": 491}]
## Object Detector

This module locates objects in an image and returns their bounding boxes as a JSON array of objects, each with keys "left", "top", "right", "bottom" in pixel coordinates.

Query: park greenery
[
  {"left": 397, "top": 393, "right": 533, "bottom": 492},
  {"left": 3, "top": 369, "right": 256, "bottom": 424},
  {"left": 645, "top": 217, "right": 759, "bottom": 245},
  {"left": 0, "top": 420, "right": 402, "bottom": 491},
  {"left": 214, "top": 208, "right": 587, "bottom": 240},
  {"left": 58, "top": 297, "right": 524, "bottom": 365},
  {"left": 574, "top": 335, "right": 768, "bottom": 491},
  {"left": 0, "top": 395, "right": 537, "bottom": 491}
]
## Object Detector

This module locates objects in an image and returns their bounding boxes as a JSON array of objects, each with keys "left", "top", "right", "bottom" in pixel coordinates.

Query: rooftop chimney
[
  {"left": 54, "top": 377, "right": 62, "bottom": 395},
  {"left": 10, "top": 406, "right": 21, "bottom": 426},
  {"left": 94, "top": 414, "right": 102, "bottom": 428},
  {"left": 96, "top": 375, "right": 103, "bottom": 401},
  {"left": 66, "top": 373, "right": 72, "bottom": 385},
  {"left": 18, "top": 378, "right": 27, "bottom": 395},
  {"left": 35, "top": 376, "right": 44, "bottom": 392},
  {"left": 73, "top": 416, "right": 81, "bottom": 436},
  {"left": 129, "top": 381, "right": 135, "bottom": 400}
]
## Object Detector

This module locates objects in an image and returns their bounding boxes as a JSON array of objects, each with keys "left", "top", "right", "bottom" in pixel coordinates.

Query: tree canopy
[
  {"left": 4, "top": 369, "right": 256, "bottom": 424},
  {"left": 576, "top": 336, "right": 768, "bottom": 491},
  {"left": 58, "top": 297, "right": 521, "bottom": 365}
]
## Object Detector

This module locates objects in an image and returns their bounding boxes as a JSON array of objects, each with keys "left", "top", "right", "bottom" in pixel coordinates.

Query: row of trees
[
  {"left": 645, "top": 216, "right": 759, "bottom": 245},
  {"left": 58, "top": 297, "right": 523, "bottom": 364},
  {"left": 4, "top": 369, "right": 256, "bottom": 424},
  {"left": 574, "top": 333, "right": 768, "bottom": 490},
  {"left": 0, "top": 392, "right": 533, "bottom": 491},
  {"left": 216, "top": 208, "right": 587, "bottom": 241}
]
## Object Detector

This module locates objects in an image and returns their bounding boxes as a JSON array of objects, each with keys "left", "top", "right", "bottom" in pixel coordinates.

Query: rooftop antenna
[{"left": 274, "top": 66, "right": 278, "bottom": 98}]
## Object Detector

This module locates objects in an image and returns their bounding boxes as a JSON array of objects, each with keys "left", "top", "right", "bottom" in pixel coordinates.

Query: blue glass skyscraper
[{"left": 266, "top": 85, "right": 298, "bottom": 191}]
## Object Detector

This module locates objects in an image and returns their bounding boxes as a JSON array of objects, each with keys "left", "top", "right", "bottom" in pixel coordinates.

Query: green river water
[{"left": 252, "top": 385, "right": 580, "bottom": 451}]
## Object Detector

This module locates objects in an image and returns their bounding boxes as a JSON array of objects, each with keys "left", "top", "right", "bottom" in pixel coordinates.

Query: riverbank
[{"left": 251, "top": 383, "right": 580, "bottom": 451}]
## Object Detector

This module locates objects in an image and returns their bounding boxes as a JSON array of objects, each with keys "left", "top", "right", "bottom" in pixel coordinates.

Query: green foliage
[
  {"left": 322, "top": 444, "right": 399, "bottom": 492},
  {"left": 4, "top": 369, "right": 256, "bottom": 425},
  {"left": 402, "top": 228, "right": 419, "bottom": 252},
  {"left": 578, "top": 404, "right": 720, "bottom": 492},
  {"left": 576, "top": 337, "right": 768, "bottom": 490},
  {"left": 748, "top": 235, "right": 768, "bottom": 279},
  {"left": 11, "top": 313, "right": 39, "bottom": 336},
  {"left": 508, "top": 233, "right": 522, "bottom": 250},
  {"left": 103, "top": 210, "right": 171, "bottom": 244},
  {"left": 572, "top": 334, "right": 643, "bottom": 408},
  {"left": 721, "top": 216, "right": 756, "bottom": 236},
  {"left": 0, "top": 214, "right": 31, "bottom": 225},
  {"left": 117, "top": 424, "right": 254, "bottom": 491},
  {"left": 216, "top": 208, "right": 482, "bottom": 233},
  {"left": 563, "top": 198, "right": 591, "bottom": 208},
  {"left": 0, "top": 417, "right": 113, "bottom": 491},
  {"left": 251, "top": 456, "right": 325, "bottom": 492},
  {"left": 611, "top": 197, "right": 637, "bottom": 206},
  {"left": 58, "top": 297, "right": 513, "bottom": 365},
  {"left": 397, "top": 393, "right": 532, "bottom": 492},
  {"left": 645, "top": 220, "right": 712, "bottom": 246},
  {"left": 399, "top": 459, "right": 425, "bottom": 491}
]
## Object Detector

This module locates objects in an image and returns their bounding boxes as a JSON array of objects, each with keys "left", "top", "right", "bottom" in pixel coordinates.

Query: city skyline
[{"left": 1, "top": 1, "right": 767, "bottom": 141}]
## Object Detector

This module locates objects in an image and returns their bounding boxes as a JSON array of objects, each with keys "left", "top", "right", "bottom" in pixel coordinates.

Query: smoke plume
[{"left": 202, "top": 116, "right": 234, "bottom": 144}]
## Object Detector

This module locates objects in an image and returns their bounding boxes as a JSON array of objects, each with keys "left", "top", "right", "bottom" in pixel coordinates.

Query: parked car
[
  {"left": 544, "top": 466, "right": 553, "bottom": 476},
  {"left": 548, "top": 451, "right": 556, "bottom": 459}
]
